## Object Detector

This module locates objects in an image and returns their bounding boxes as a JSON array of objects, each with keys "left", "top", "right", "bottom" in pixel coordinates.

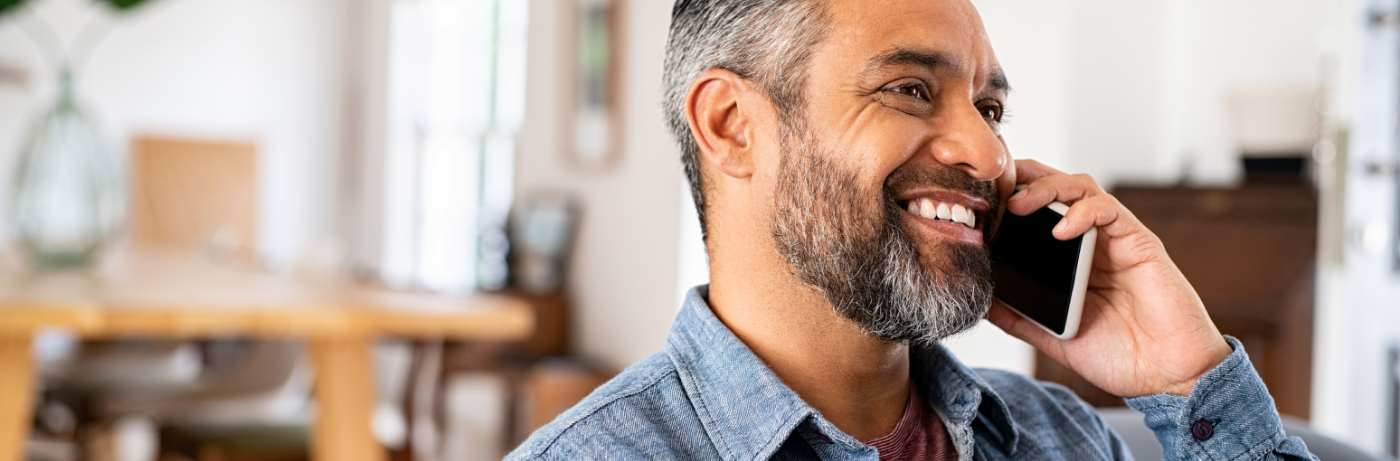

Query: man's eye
[
  {"left": 979, "top": 103, "right": 1003, "bottom": 122},
  {"left": 889, "top": 83, "right": 931, "bottom": 101}
]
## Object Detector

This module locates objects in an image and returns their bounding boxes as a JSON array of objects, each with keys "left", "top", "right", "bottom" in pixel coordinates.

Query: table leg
[
  {"left": 0, "top": 334, "right": 34, "bottom": 461},
  {"left": 310, "top": 336, "right": 385, "bottom": 461}
]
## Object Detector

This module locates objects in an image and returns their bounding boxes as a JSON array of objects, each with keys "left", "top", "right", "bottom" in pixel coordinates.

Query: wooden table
[{"left": 0, "top": 251, "right": 533, "bottom": 461}]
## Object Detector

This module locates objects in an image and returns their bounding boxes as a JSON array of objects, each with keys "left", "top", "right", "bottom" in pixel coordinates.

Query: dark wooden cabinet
[{"left": 1033, "top": 183, "right": 1317, "bottom": 420}]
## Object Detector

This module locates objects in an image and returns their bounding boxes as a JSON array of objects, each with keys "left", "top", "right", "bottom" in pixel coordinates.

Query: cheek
[{"left": 848, "top": 114, "right": 933, "bottom": 182}]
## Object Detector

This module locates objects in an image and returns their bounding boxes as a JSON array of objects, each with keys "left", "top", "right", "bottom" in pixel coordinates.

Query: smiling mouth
[{"left": 897, "top": 198, "right": 979, "bottom": 230}]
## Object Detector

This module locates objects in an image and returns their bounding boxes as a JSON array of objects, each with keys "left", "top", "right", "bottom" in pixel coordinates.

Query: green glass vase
[{"left": 8, "top": 69, "right": 126, "bottom": 270}]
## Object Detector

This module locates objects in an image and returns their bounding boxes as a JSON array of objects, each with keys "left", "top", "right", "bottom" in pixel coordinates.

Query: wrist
[{"left": 1160, "top": 338, "right": 1232, "bottom": 397}]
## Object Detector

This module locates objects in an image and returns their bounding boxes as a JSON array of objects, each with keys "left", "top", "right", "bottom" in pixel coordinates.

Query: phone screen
[{"left": 989, "top": 207, "right": 1087, "bottom": 336}]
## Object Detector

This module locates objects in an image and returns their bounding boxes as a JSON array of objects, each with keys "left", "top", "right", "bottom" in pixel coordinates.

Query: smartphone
[{"left": 989, "top": 200, "right": 1097, "bottom": 339}]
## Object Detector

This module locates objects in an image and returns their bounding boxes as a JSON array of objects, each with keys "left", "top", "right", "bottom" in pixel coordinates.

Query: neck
[{"left": 706, "top": 233, "right": 912, "bottom": 442}]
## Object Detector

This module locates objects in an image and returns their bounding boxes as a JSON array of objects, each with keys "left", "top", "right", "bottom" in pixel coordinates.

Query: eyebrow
[{"left": 865, "top": 47, "right": 1012, "bottom": 93}]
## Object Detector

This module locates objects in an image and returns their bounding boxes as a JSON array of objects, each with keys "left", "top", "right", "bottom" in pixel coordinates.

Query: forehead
[{"left": 819, "top": 0, "right": 998, "bottom": 76}]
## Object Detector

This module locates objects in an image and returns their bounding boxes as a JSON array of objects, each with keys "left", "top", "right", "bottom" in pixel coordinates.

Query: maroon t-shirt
[{"left": 863, "top": 386, "right": 959, "bottom": 461}]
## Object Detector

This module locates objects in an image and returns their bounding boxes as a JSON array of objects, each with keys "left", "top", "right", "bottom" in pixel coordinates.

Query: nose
[{"left": 926, "top": 101, "right": 1008, "bottom": 181}]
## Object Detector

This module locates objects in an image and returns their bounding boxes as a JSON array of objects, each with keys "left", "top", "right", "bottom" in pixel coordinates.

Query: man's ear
[{"left": 685, "top": 69, "right": 756, "bottom": 179}]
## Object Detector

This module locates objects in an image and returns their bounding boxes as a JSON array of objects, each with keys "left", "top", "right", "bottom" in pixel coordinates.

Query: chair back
[{"left": 129, "top": 136, "right": 258, "bottom": 260}]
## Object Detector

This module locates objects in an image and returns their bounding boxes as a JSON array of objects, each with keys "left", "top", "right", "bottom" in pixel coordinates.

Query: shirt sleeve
[{"left": 1123, "top": 336, "right": 1319, "bottom": 461}]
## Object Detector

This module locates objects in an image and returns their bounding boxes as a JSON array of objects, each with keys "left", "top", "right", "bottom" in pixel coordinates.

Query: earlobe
[{"left": 686, "top": 69, "right": 755, "bottom": 179}]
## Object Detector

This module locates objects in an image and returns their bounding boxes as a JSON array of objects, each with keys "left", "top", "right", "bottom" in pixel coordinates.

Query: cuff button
[{"left": 1191, "top": 419, "right": 1214, "bottom": 441}]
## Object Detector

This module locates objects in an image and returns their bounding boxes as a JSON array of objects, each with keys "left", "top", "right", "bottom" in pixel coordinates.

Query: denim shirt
[{"left": 508, "top": 286, "right": 1317, "bottom": 460}]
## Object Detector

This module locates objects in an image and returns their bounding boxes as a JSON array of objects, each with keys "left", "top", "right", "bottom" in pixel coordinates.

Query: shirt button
[{"left": 1191, "top": 419, "right": 1214, "bottom": 441}]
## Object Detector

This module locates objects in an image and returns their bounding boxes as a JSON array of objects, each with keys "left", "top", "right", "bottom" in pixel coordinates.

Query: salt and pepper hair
[{"left": 662, "top": 0, "right": 831, "bottom": 241}]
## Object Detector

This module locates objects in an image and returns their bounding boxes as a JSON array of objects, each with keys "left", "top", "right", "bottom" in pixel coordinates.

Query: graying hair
[{"left": 663, "top": 0, "right": 831, "bottom": 241}]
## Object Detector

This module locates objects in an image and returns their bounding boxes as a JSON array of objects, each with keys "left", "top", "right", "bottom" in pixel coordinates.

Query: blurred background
[{"left": 0, "top": 0, "right": 1397, "bottom": 460}]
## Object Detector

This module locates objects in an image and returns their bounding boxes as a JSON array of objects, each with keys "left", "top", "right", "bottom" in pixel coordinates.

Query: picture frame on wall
[{"left": 567, "top": 0, "right": 624, "bottom": 171}]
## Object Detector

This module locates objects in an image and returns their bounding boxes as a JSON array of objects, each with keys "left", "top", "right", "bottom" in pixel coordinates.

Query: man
[{"left": 508, "top": 0, "right": 1319, "bottom": 459}]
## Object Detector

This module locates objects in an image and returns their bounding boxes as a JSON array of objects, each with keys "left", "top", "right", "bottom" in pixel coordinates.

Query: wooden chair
[
  {"left": 52, "top": 137, "right": 312, "bottom": 460},
  {"left": 49, "top": 136, "right": 262, "bottom": 392},
  {"left": 129, "top": 137, "right": 258, "bottom": 262}
]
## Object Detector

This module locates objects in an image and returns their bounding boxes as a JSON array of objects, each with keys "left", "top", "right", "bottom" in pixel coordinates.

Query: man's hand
[{"left": 985, "top": 160, "right": 1232, "bottom": 398}]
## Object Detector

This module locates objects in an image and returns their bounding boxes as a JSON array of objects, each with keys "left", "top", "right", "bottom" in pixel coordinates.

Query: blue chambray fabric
[
  {"left": 1124, "top": 338, "right": 1318, "bottom": 461},
  {"left": 507, "top": 286, "right": 1318, "bottom": 460}
]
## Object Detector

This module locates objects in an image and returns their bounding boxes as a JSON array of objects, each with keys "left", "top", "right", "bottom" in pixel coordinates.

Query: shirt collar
[
  {"left": 667, "top": 286, "right": 826, "bottom": 460},
  {"left": 911, "top": 339, "right": 1022, "bottom": 454},
  {"left": 667, "top": 285, "right": 1022, "bottom": 459}
]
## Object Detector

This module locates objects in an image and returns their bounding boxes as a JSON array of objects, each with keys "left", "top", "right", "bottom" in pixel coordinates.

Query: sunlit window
[{"left": 381, "top": 0, "right": 526, "bottom": 293}]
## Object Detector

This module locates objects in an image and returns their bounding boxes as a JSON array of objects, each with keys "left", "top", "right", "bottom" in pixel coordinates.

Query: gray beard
[{"left": 770, "top": 124, "right": 996, "bottom": 346}]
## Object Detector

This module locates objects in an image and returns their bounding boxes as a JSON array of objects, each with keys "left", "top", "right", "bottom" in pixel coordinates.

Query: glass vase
[{"left": 8, "top": 69, "right": 126, "bottom": 270}]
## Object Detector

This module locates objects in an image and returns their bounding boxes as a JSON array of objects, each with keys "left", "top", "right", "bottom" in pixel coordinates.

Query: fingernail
[{"left": 1053, "top": 219, "right": 1067, "bottom": 234}]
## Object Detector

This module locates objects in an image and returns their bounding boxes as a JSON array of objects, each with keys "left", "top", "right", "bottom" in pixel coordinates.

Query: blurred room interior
[{"left": 0, "top": 0, "right": 1398, "bottom": 460}]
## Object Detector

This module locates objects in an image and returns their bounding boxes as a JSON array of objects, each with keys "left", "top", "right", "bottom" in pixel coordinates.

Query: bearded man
[{"left": 507, "top": 0, "right": 1319, "bottom": 459}]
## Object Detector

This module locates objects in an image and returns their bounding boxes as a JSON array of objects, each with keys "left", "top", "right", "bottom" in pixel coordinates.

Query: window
[{"left": 379, "top": 0, "right": 526, "bottom": 293}]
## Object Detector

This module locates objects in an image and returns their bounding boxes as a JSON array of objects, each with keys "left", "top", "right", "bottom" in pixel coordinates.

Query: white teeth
[
  {"left": 952, "top": 204, "right": 968, "bottom": 225},
  {"left": 906, "top": 199, "right": 977, "bottom": 229},
  {"left": 917, "top": 198, "right": 937, "bottom": 219}
]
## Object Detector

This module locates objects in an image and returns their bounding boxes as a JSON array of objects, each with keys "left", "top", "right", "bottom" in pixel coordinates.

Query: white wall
[
  {"left": 0, "top": 0, "right": 345, "bottom": 266},
  {"left": 975, "top": 0, "right": 1333, "bottom": 188},
  {"left": 516, "top": 0, "right": 683, "bottom": 370}
]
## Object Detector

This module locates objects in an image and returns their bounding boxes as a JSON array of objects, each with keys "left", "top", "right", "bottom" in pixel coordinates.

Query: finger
[
  {"left": 1007, "top": 160, "right": 1063, "bottom": 215},
  {"left": 985, "top": 302, "right": 1063, "bottom": 357},
  {"left": 1054, "top": 194, "right": 1143, "bottom": 241},
  {"left": 1008, "top": 173, "right": 1105, "bottom": 216}
]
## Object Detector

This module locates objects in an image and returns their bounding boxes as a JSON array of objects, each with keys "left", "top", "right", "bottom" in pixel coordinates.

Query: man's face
[{"left": 767, "top": 0, "right": 1015, "bottom": 344}]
